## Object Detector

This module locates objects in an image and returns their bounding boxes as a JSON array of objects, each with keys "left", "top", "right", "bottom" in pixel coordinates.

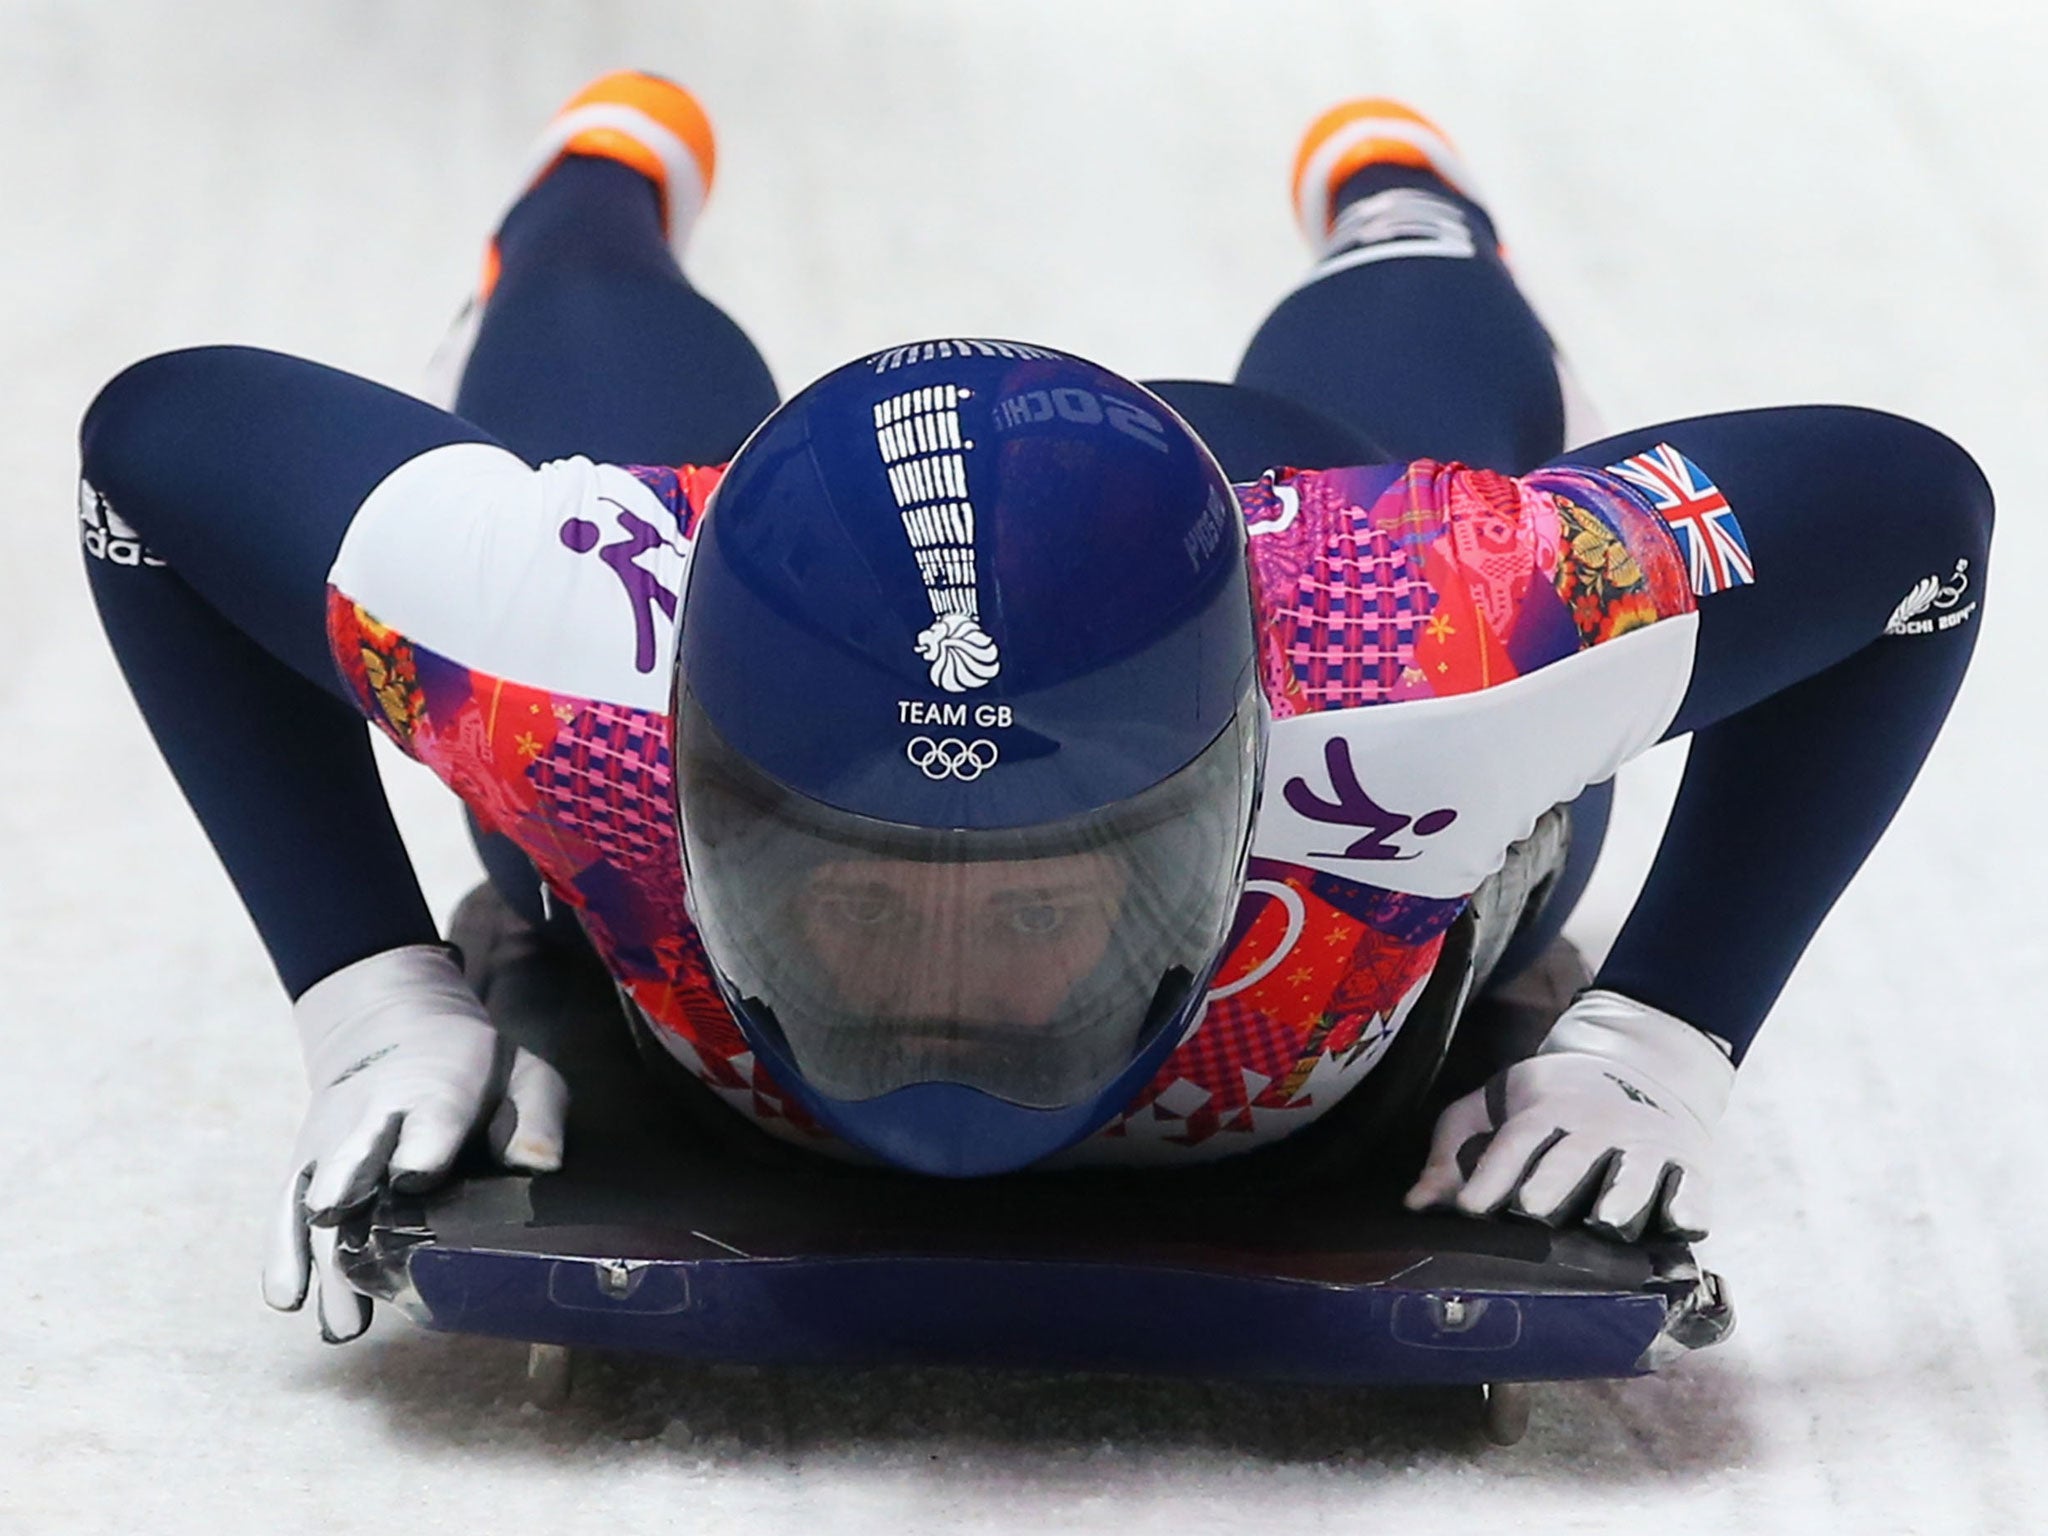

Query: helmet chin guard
[
  {"left": 674, "top": 339, "right": 1264, "bottom": 1175},
  {"left": 725, "top": 975, "right": 1204, "bottom": 1178}
]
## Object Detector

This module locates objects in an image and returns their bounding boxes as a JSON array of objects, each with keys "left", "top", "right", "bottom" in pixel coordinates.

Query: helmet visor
[{"left": 675, "top": 691, "right": 1260, "bottom": 1109}]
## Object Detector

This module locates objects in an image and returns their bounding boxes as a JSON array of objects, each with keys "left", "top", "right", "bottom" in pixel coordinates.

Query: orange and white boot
[
  {"left": 1288, "top": 97, "right": 1486, "bottom": 258},
  {"left": 425, "top": 70, "right": 719, "bottom": 406}
]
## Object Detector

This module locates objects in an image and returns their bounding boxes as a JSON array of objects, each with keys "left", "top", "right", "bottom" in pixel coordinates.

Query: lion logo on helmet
[{"left": 916, "top": 611, "right": 1001, "bottom": 693}]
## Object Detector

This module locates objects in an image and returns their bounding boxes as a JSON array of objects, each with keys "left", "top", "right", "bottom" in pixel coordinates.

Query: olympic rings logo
[{"left": 906, "top": 736, "right": 1000, "bottom": 781}]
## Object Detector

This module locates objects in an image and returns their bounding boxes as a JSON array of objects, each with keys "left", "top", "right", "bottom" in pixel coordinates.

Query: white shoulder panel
[
  {"left": 328, "top": 443, "right": 689, "bottom": 711},
  {"left": 1254, "top": 615, "right": 1699, "bottom": 898}
]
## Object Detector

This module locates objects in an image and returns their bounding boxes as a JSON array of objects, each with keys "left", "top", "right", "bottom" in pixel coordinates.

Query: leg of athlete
[
  {"left": 1548, "top": 406, "right": 1991, "bottom": 1060},
  {"left": 1235, "top": 103, "right": 1570, "bottom": 474},
  {"left": 442, "top": 83, "right": 781, "bottom": 935},
  {"left": 80, "top": 349, "right": 497, "bottom": 993},
  {"left": 79, "top": 76, "right": 782, "bottom": 994},
  {"left": 454, "top": 151, "right": 778, "bottom": 468}
]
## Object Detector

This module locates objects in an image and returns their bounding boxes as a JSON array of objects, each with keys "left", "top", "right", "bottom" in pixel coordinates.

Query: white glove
[
  {"left": 261, "top": 944, "right": 569, "bottom": 1342},
  {"left": 1405, "top": 989, "right": 1734, "bottom": 1242}
]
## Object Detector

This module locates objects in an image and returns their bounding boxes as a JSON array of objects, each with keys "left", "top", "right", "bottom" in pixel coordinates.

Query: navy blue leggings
[
  {"left": 82, "top": 155, "right": 1991, "bottom": 1064},
  {"left": 82, "top": 161, "right": 778, "bottom": 991}
]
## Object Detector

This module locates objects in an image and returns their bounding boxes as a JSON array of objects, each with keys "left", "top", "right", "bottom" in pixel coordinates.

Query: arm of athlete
[
  {"left": 80, "top": 346, "right": 571, "bottom": 1340},
  {"left": 1408, "top": 404, "right": 1994, "bottom": 1239}
]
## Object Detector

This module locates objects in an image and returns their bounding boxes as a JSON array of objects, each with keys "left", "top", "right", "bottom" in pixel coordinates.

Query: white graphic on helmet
[
  {"left": 915, "top": 611, "right": 1000, "bottom": 692},
  {"left": 870, "top": 339, "right": 1059, "bottom": 375},
  {"left": 905, "top": 736, "right": 1000, "bottom": 781},
  {"left": 873, "top": 384, "right": 1001, "bottom": 692}
]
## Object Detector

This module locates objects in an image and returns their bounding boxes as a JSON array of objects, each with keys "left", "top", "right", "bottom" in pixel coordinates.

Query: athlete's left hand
[{"left": 1405, "top": 989, "right": 1735, "bottom": 1241}]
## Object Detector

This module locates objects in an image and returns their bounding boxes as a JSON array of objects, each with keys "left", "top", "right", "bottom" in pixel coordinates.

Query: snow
[{"left": 3, "top": 1, "right": 2044, "bottom": 1530}]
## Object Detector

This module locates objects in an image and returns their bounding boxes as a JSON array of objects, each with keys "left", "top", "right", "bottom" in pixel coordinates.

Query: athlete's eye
[
  {"left": 819, "top": 888, "right": 902, "bottom": 928},
  {"left": 1006, "top": 902, "right": 1066, "bottom": 937}
]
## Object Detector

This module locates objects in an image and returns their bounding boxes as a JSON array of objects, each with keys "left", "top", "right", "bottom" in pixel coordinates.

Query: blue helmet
[{"left": 672, "top": 340, "right": 1262, "bottom": 1176}]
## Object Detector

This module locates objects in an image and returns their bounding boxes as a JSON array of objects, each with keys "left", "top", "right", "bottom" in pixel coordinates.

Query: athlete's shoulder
[
  {"left": 1237, "top": 457, "right": 1704, "bottom": 898},
  {"left": 1231, "top": 456, "right": 1698, "bottom": 718},
  {"left": 1526, "top": 444, "right": 1744, "bottom": 618},
  {"left": 328, "top": 445, "right": 727, "bottom": 712}
]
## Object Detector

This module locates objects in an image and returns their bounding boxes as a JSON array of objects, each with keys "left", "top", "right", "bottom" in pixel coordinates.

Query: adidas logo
[{"left": 78, "top": 479, "right": 163, "bottom": 568}]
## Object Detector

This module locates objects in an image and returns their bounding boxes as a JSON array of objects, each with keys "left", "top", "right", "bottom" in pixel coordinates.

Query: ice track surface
[{"left": 4, "top": 2, "right": 2045, "bottom": 1531}]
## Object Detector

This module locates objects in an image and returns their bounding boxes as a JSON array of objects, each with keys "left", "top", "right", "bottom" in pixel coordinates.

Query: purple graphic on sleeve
[
  {"left": 558, "top": 499, "right": 681, "bottom": 674},
  {"left": 1284, "top": 737, "right": 1457, "bottom": 861}
]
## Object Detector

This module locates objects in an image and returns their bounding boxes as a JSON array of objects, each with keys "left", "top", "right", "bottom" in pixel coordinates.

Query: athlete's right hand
[{"left": 261, "top": 944, "right": 568, "bottom": 1342}]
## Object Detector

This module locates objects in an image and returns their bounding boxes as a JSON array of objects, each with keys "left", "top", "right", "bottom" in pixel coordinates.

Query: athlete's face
[{"left": 795, "top": 852, "right": 1128, "bottom": 1028}]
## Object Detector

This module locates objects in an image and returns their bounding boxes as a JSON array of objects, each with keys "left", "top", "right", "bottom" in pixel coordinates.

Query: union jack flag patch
[{"left": 1605, "top": 443, "right": 1754, "bottom": 596}]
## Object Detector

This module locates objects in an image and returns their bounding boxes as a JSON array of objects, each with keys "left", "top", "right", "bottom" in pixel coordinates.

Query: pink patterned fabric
[{"left": 332, "top": 453, "right": 1696, "bottom": 1163}]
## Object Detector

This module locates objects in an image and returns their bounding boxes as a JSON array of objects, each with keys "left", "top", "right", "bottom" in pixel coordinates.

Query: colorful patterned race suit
[{"left": 325, "top": 445, "right": 1703, "bottom": 1163}]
